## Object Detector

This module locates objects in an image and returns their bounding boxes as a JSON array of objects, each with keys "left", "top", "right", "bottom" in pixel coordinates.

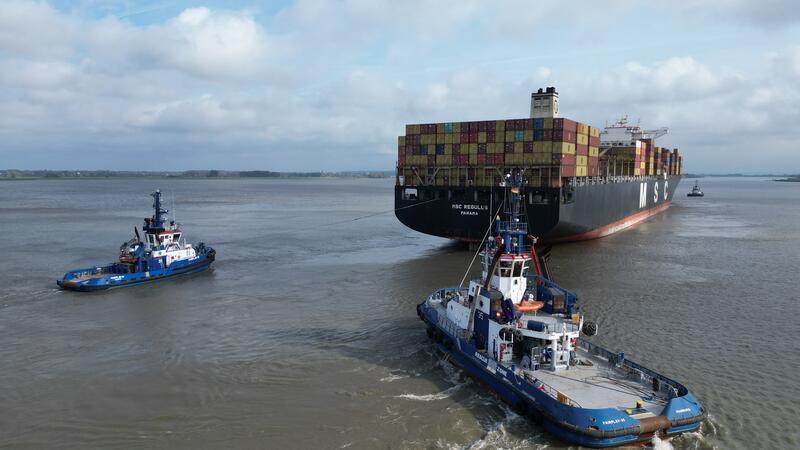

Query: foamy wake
[
  {"left": 380, "top": 374, "right": 408, "bottom": 383},
  {"left": 395, "top": 381, "right": 469, "bottom": 402},
  {"left": 459, "top": 406, "right": 538, "bottom": 450},
  {"left": 651, "top": 433, "right": 674, "bottom": 450}
]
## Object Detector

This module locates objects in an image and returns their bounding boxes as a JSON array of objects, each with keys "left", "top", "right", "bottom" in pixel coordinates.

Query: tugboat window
[
  {"left": 513, "top": 262, "right": 522, "bottom": 277},
  {"left": 499, "top": 261, "right": 512, "bottom": 277}
]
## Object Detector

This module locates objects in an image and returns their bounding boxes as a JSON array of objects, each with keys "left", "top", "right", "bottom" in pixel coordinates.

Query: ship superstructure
[{"left": 416, "top": 173, "right": 705, "bottom": 446}]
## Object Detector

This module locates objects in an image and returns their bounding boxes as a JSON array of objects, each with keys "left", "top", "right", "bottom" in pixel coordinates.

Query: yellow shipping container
[
  {"left": 418, "top": 155, "right": 428, "bottom": 166},
  {"left": 553, "top": 142, "right": 576, "bottom": 155},
  {"left": 505, "top": 131, "right": 515, "bottom": 142},
  {"left": 406, "top": 124, "right": 420, "bottom": 134},
  {"left": 444, "top": 144, "right": 452, "bottom": 155},
  {"left": 514, "top": 142, "right": 524, "bottom": 154},
  {"left": 494, "top": 132, "right": 504, "bottom": 143},
  {"left": 437, "top": 134, "right": 446, "bottom": 144},
  {"left": 640, "top": 161, "right": 645, "bottom": 169},
  {"left": 495, "top": 120, "right": 505, "bottom": 132},
  {"left": 577, "top": 134, "right": 588, "bottom": 146},
  {"left": 398, "top": 136, "right": 406, "bottom": 146},
  {"left": 589, "top": 146, "right": 599, "bottom": 157},
  {"left": 478, "top": 132, "right": 487, "bottom": 143},
  {"left": 421, "top": 134, "right": 434, "bottom": 145},
  {"left": 634, "top": 168, "right": 641, "bottom": 176},
  {"left": 470, "top": 154, "right": 478, "bottom": 165},
  {"left": 543, "top": 118, "right": 553, "bottom": 129},
  {"left": 453, "top": 122, "right": 461, "bottom": 133},
  {"left": 576, "top": 166, "right": 588, "bottom": 177},
  {"left": 589, "top": 126, "right": 600, "bottom": 138},
  {"left": 576, "top": 155, "right": 588, "bottom": 166},
  {"left": 437, "top": 123, "right": 445, "bottom": 134},
  {"left": 505, "top": 153, "right": 523, "bottom": 165},
  {"left": 534, "top": 153, "right": 551, "bottom": 164},
  {"left": 576, "top": 123, "right": 588, "bottom": 135},
  {"left": 534, "top": 141, "right": 553, "bottom": 153},
  {"left": 468, "top": 143, "right": 478, "bottom": 154},
  {"left": 524, "top": 130, "right": 533, "bottom": 141},
  {"left": 523, "top": 154, "right": 536, "bottom": 165},
  {"left": 436, "top": 155, "right": 452, "bottom": 165}
]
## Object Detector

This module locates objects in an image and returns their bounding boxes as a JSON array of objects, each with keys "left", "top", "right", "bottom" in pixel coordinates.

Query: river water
[{"left": 0, "top": 177, "right": 797, "bottom": 449}]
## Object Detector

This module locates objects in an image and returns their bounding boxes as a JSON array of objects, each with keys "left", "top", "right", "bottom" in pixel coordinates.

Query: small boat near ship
[
  {"left": 57, "top": 190, "right": 215, "bottom": 291},
  {"left": 416, "top": 172, "right": 705, "bottom": 447},
  {"left": 687, "top": 181, "right": 704, "bottom": 197}
]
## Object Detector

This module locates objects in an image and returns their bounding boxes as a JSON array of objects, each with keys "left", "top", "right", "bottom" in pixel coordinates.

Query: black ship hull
[{"left": 395, "top": 176, "right": 681, "bottom": 243}]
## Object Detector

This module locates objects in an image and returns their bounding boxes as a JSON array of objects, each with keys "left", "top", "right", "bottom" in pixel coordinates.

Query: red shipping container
[
  {"left": 576, "top": 144, "right": 588, "bottom": 156},
  {"left": 552, "top": 130, "right": 575, "bottom": 142},
  {"left": 477, "top": 121, "right": 487, "bottom": 132},
  {"left": 524, "top": 119, "right": 534, "bottom": 130},
  {"left": 504, "top": 143, "right": 514, "bottom": 153},
  {"left": 469, "top": 132, "right": 479, "bottom": 143},
  {"left": 487, "top": 121, "right": 496, "bottom": 131},
  {"left": 505, "top": 119, "right": 516, "bottom": 131},
  {"left": 453, "top": 143, "right": 461, "bottom": 154},
  {"left": 553, "top": 118, "right": 577, "bottom": 131},
  {"left": 560, "top": 165, "right": 576, "bottom": 177},
  {"left": 468, "top": 122, "right": 478, "bottom": 132},
  {"left": 460, "top": 132, "right": 469, "bottom": 144},
  {"left": 478, "top": 154, "right": 487, "bottom": 165},
  {"left": 542, "top": 129, "right": 553, "bottom": 140},
  {"left": 553, "top": 154, "right": 576, "bottom": 165},
  {"left": 487, "top": 131, "right": 496, "bottom": 142},
  {"left": 589, "top": 136, "right": 600, "bottom": 147},
  {"left": 428, "top": 155, "right": 435, "bottom": 165},
  {"left": 587, "top": 165, "right": 599, "bottom": 176},
  {"left": 478, "top": 143, "right": 487, "bottom": 154},
  {"left": 523, "top": 142, "right": 534, "bottom": 153},
  {"left": 493, "top": 154, "right": 505, "bottom": 164},
  {"left": 588, "top": 156, "right": 599, "bottom": 167}
]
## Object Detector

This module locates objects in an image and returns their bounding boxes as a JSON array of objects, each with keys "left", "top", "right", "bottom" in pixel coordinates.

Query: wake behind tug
[
  {"left": 416, "top": 172, "right": 705, "bottom": 447},
  {"left": 57, "top": 190, "right": 215, "bottom": 291}
]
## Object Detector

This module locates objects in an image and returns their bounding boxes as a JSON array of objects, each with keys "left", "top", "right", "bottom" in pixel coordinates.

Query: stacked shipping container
[
  {"left": 398, "top": 118, "right": 682, "bottom": 187},
  {"left": 399, "top": 117, "right": 608, "bottom": 187}
]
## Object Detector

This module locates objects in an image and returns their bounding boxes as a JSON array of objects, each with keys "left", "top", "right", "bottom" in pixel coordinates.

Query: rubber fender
[{"left": 582, "top": 321, "right": 598, "bottom": 336}]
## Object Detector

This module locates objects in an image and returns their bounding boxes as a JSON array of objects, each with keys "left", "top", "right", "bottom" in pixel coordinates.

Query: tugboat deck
[{"left": 521, "top": 349, "right": 667, "bottom": 412}]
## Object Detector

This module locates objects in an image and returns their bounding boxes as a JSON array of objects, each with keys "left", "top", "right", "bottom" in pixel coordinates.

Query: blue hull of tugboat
[
  {"left": 417, "top": 301, "right": 704, "bottom": 448},
  {"left": 57, "top": 250, "right": 215, "bottom": 292}
]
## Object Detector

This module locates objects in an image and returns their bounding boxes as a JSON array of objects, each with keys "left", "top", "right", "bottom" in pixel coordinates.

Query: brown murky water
[{"left": 0, "top": 177, "right": 797, "bottom": 449}]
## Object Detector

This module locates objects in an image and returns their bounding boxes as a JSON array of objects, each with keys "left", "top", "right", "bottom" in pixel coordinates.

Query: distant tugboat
[
  {"left": 687, "top": 181, "right": 704, "bottom": 197},
  {"left": 417, "top": 172, "right": 705, "bottom": 447},
  {"left": 58, "top": 190, "right": 215, "bottom": 291}
]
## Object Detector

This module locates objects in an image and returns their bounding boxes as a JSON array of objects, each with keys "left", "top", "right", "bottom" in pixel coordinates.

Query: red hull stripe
[{"left": 549, "top": 201, "right": 672, "bottom": 243}]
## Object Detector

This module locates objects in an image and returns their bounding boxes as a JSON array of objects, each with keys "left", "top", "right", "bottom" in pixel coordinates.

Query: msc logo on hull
[{"left": 639, "top": 181, "right": 669, "bottom": 209}]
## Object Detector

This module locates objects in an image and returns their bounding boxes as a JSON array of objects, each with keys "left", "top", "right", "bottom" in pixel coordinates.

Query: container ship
[{"left": 394, "top": 88, "right": 683, "bottom": 243}]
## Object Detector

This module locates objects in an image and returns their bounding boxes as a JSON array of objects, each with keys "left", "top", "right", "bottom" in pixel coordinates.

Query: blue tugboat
[
  {"left": 417, "top": 172, "right": 705, "bottom": 447},
  {"left": 58, "top": 190, "right": 215, "bottom": 291}
]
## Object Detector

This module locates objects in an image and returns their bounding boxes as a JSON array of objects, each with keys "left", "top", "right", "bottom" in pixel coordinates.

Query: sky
[{"left": 0, "top": 0, "right": 799, "bottom": 173}]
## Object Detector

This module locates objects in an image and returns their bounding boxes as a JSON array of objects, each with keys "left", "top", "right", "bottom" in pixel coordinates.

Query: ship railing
[
  {"left": 437, "top": 313, "right": 466, "bottom": 340},
  {"left": 576, "top": 338, "right": 687, "bottom": 397},
  {"left": 496, "top": 221, "right": 528, "bottom": 233},
  {"left": 521, "top": 371, "right": 581, "bottom": 407}
]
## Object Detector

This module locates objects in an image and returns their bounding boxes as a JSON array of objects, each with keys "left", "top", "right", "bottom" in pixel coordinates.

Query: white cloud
[{"left": 0, "top": 1, "right": 799, "bottom": 172}]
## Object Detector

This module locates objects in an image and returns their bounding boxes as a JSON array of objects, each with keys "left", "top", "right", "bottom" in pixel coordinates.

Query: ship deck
[{"left": 510, "top": 349, "right": 668, "bottom": 414}]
